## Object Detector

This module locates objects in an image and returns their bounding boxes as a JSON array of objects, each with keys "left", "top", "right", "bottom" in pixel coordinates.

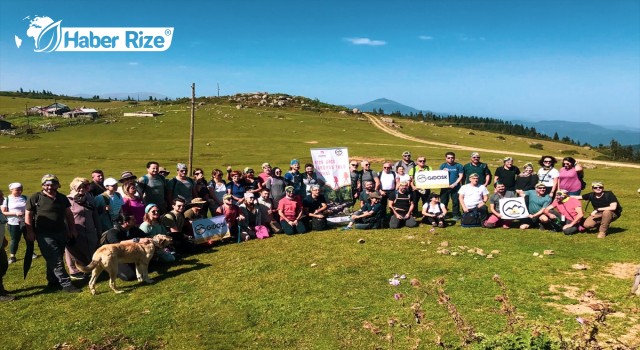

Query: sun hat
[
  {"left": 244, "top": 192, "right": 254, "bottom": 199},
  {"left": 41, "top": 174, "right": 59, "bottom": 184},
  {"left": 104, "top": 177, "right": 118, "bottom": 186},
  {"left": 119, "top": 171, "right": 137, "bottom": 183},
  {"left": 158, "top": 167, "right": 170, "bottom": 175},
  {"left": 145, "top": 203, "right": 158, "bottom": 213},
  {"left": 9, "top": 182, "right": 22, "bottom": 190}
]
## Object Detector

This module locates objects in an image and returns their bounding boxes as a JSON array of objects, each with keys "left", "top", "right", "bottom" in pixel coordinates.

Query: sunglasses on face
[
  {"left": 403, "top": 155, "right": 410, "bottom": 158},
  {"left": 194, "top": 172, "right": 202, "bottom": 176},
  {"left": 563, "top": 163, "right": 572, "bottom": 166},
  {"left": 472, "top": 157, "right": 480, "bottom": 159},
  {"left": 350, "top": 164, "right": 357, "bottom": 167},
  {"left": 150, "top": 210, "right": 159, "bottom": 214},
  {"left": 592, "top": 186, "right": 603, "bottom": 189},
  {"left": 446, "top": 156, "right": 454, "bottom": 159},
  {"left": 179, "top": 169, "right": 187, "bottom": 173},
  {"left": 383, "top": 167, "right": 391, "bottom": 169},
  {"left": 417, "top": 160, "right": 425, "bottom": 163},
  {"left": 363, "top": 164, "right": 370, "bottom": 166},
  {"left": 543, "top": 160, "right": 552, "bottom": 163}
]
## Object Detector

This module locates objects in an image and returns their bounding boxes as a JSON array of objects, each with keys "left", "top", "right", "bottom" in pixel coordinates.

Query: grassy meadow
[{"left": 0, "top": 95, "right": 639, "bottom": 349}]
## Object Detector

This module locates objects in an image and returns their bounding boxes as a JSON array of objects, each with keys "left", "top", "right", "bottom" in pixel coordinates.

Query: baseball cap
[
  {"left": 402, "top": 151, "right": 411, "bottom": 157},
  {"left": 104, "top": 177, "right": 118, "bottom": 186},
  {"left": 41, "top": 174, "right": 59, "bottom": 184}
]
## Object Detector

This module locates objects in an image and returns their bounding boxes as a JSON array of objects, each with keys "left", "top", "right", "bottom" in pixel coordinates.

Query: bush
[
  {"left": 529, "top": 143, "right": 544, "bottom": 150},
  {"left": 560, "top": 149, "right": 579, "bottom": 155}
]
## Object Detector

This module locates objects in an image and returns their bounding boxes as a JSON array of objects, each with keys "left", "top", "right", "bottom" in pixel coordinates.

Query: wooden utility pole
[
  {"left": 188, "top": 83, "right": 195, "bottom": 174},
  {"left": 217, "top": 83, "right": 220, "bottom": 97}
]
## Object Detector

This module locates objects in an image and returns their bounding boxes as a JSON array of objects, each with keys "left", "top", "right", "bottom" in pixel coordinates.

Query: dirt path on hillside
[{"left": 364, "top": 113, "right": 640, "bottom": 169}]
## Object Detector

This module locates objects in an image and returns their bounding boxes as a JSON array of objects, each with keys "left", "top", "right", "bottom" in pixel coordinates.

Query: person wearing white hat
[
  {"left": 2, "top": 183, "right": 37, "bottom": 265},
  {"left": 94, "top": 177, "right": 124, "bottom": 232}
]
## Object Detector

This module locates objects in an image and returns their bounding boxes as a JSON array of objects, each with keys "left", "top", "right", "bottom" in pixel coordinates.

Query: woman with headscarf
[
  {"left": 265, "top": 167, "right": 287, "bottom": 209},
  {"left": 558, "top": 157, "right": 584, "bottom": 195},
  {"left": 536, "top": 155, "right": 559, "bottom": 196},
  {"left": 65, "top": 177, "right": 100, "bottom": 280},
  {"left": 514, "top": 162, "right": 539, "bottom": 192}
]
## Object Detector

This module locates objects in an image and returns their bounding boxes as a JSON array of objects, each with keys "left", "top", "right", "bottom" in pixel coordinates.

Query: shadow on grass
[{"left": 148, "top": 257, "right": 211, "bottom": 283}]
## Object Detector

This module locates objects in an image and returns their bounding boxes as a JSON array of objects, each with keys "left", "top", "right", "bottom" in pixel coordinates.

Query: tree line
[{"left": 370, "top": 108, "right": 640, "bottom": 163}]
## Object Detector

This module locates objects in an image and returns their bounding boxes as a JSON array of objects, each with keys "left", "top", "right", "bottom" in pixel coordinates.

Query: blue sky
[{"left": 1, "top": 0, "right": 638, "bottom": 128}]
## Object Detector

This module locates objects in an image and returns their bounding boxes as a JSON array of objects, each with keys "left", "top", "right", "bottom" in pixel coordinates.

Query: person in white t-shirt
[
  {"left": 377, "top": 162, "right": 396, "bottom": 211},
  {"left": 458, "top": 173, "right": 489, "bottom": 221},
  {"left": 537, "top": 155, "right": 559, "bottom": 196}
]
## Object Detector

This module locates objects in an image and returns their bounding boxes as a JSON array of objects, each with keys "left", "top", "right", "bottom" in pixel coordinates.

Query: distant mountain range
[
  {"left": 344, "top": 98, "right": 639, "bottom": 146},
  {"left": 73, "top": 92, "right": 169, "bottom": 101}
]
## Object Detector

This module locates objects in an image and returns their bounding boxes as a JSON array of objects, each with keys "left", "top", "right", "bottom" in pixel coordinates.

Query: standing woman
[
  {"left": 226, "top": 170, "right": 247, "bottom": 205},
  {"left": 121, "top": 181, "right": 146, "bottom": 225},
  {"left": 558, "top": 157, "right": 583, "bottom": 196},
  {"left": 243, "top": 168, "right": 262, "bottom": 199},
  {"left": 2, "top": 183, "right": 37, "bottom": 264},
  {"left": 514, "top": 163, "right": 539, "bottom": 192},
  {"left": 537, "top": 155, "right": 559, "bottom": 196},
  {"left": 208, "top": 169, "right": 227, "bottom": 216},
  {"left": 65, "top": 177, "right": 100, "bottom": 280},
  {"left": 265, "top": 167, "right": 287, "bottom": 209},
  {"left": 192, "top": 168, "right": 211, "bottom": 216}
]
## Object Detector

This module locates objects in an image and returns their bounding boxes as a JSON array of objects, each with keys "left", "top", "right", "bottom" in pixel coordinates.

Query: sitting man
[
  {"left": 388, "top": 181, "right": 417, "bottom": 229},
  {"left": 303, "top": 185, "right": 329, "bottom": 231},
  {"left": 161, "top": 197, "right": 188, "bottom": 245},
  {"left": 342, "top": 192, "right": 385, "bottom": 230},
  {"left": 359, "top": 180, "right": 378, "bottom": 208},
  {"left": 543, "top": 189, "right": 584, "bottom": 235},
  {"left": 516, "top": 183, "right": 552, "bottom": 230},
  {"left": 579, "top": 182, "right": 621, "bottom": 239},
  {"left": 278, "top": 186, "right": 306, "bottom": 235},
  {"left": 239, "top": 193, "right": 261, "bottom": 240},
  {"left": 458, "top": 173, "right": 489, "bottom": 223},
  {"left": 484, "top": 182, "right": 517, "bottom": 229},
  {"left": 257, "top": 188, "right": 282, "bottom": 234}
]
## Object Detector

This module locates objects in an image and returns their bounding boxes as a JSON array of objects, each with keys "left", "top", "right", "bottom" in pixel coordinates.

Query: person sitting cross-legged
[
  {"left": 278, "top": 186, "right": 306, "bottom": 235},
  {"left": 543, "top": 190, "right": 584, "bottom": 235},
  {"left": 342, "top": 192, "right": 385, "bottom": 230},
  {"left": 515, "top": 183, "right": 552, "bottom": 230},
  {"left": 422, "top": 192, "right": 447, "bottom": 228},
  {"left": 303, "top": 185, "right": 329, "bottom": 232},
  {"left": 484, "top": 182, "right": 517, "bottom": 229},
  {"left": 389, "top": 181, "right": 417, "bottom": 229}
]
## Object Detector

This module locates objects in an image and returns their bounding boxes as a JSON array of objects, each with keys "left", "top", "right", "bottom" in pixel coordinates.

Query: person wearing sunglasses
[
  {"left": 167, "top": 163, "right": 197, "bottom": 205},
  {"left": 536, "top": 155, "right": 559, "bottom": 196},
  {"left": 360, "top": 160, "right": 380, "bottom": 192},
  {"left": 542, "top": 190, "right": 584, "bottom": 235},
  {"left": 349, "top": 161, "right": 362, "bottom": 205},
  {"left": 494, "top": 157, "right": 520, "bottom": 194},
  {"left": 579, "top": 182, "right": 621, "bottom": 239},
  {"left": 393, "top": 151, "right": 416, "bottom": 175},
  {"left": 558, "top": 157, "right": 584, "bottom": 196},
  {"left": 377, "top": 162, "right": 396, "bottom": 210},
  {"left": 463, "top": 152, "right": 492, "bottom": 187},
  {"left": 140, "top": 204, "right": 175, "bottom": 262},
  {"left": 408, "top": 156, "right": 432, "bottom": 216}
]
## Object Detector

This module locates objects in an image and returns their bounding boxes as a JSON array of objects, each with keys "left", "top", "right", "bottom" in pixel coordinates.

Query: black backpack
[{"left": 461, "top": 208, "right": 482, "bottom": 227}]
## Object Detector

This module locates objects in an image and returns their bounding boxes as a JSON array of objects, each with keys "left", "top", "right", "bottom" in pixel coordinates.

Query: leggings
[{"left": 8, "top": 224, "right": 33, "bottom": 256}]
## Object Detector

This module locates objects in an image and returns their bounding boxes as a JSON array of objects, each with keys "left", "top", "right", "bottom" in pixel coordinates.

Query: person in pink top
[
  {"left": 121, "top": 181, "right": 145, "bottom": 225},
  {"left": 543, "top": 189, "right": 584, "bottom": 235},
  {"left": 258, "top": 162, "right": 272, "bottom": 185},
  {"left": 558, "top": 157, "right": 584, "bottom": 195}
]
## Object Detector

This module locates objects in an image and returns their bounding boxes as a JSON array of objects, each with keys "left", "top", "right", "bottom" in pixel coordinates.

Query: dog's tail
[{"left": 75, "top": 260, "right": 99, "bottom": 273}]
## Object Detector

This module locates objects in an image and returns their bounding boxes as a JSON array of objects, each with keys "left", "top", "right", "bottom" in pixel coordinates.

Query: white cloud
[
  {"left": 344, "top": 37, "right": 386, "bottom": 46},
  {"left": 128, "top": 62, "right": 139, "bottom": 66},
  {"left": 418, "top": 35, "right": 433, "bottom": 41}
]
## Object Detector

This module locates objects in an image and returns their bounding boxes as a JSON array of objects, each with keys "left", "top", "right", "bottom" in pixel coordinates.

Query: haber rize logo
[{"left": 15, "top": 15, "right": 174, "bottom": 53}]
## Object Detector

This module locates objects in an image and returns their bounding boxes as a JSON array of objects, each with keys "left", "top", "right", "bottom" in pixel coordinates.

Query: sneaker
[
  {"left": 32, "top": 253, "right": 38, "bottom": 259},
  {"left": 438, "top": 222, "right": 444, "bottom": 228},
  {"left": 340, "top": 226, "right": 352, "bottom": 231},
  {"left": 8, "top": 257, "right": 17, "bottom": 264},
  {"left": 452, "top": 216, "right": 461, "bottom": 221},
  {"left": 597, "top": 232, "right": 606, "bottom": 239},
  {"left": 69, "top": 273, "right": 85, "bottom": 281},
  {"left": 431, "top": 222, "right": 437, "bottom": 227},
  {"left": 61, "top": 285, "right": 82, "bottom": 293}
]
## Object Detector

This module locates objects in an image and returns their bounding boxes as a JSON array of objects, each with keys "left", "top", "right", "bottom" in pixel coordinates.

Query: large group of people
[{"left": 0, "top": 151, "right": 622, "bottom": 300}]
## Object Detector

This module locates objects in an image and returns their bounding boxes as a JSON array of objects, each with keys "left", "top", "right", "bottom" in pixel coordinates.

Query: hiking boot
[
  {"left": 69, "top": 273, "right": 85, "bottom": 281},
  {"left": 452, "top": 216, "right": 461, "bottom": 221},
  {"left": 8, "top": 256, "right": 17, "bottom": 264},
  {"left": 437, "top": 222, "right": 444, "bottom": 228},
  {"left": 61, "top": 285, "right": 82, "bottom": 293},
  {"left": 45, "top": 282, "right": 62, "bottom": 291},
  {"left": 597, "top": 232, "right": 606, "bottom": 239},
  {"left": 431, "top": 222, "right": 437, "bottom": 227}
]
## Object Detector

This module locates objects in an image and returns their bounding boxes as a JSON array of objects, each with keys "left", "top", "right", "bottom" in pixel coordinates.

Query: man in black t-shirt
[
  {"left": 25, "top": 174, "right": 81, "bottom": 293},
  {"left": 579, "top": 181, "right": 621, "bottom": 239},
  {"left": 303, "top": 185, "right": 328, "bottom": 231},
  {"left": 389, "top": 182, "right": 417, "bottom": 229}
]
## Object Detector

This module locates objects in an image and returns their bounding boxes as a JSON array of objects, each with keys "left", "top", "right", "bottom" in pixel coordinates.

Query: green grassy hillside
[{"left": 0, "top": 96, "right": 638, "bottom": 349}]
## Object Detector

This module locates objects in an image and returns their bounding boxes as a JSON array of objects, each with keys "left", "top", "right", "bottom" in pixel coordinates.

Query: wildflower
[
  {"left": 393, "top": 293, "right": 404, "bottom": 300},
  {"left": 400, "top": 274, "right": 406, "bottom": 279},
  {"left": 389, "top": 278, "right": 400, "bottom": 286},
  {"left": 576, "top": 317, "right": 585, "bottom": 325}
]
